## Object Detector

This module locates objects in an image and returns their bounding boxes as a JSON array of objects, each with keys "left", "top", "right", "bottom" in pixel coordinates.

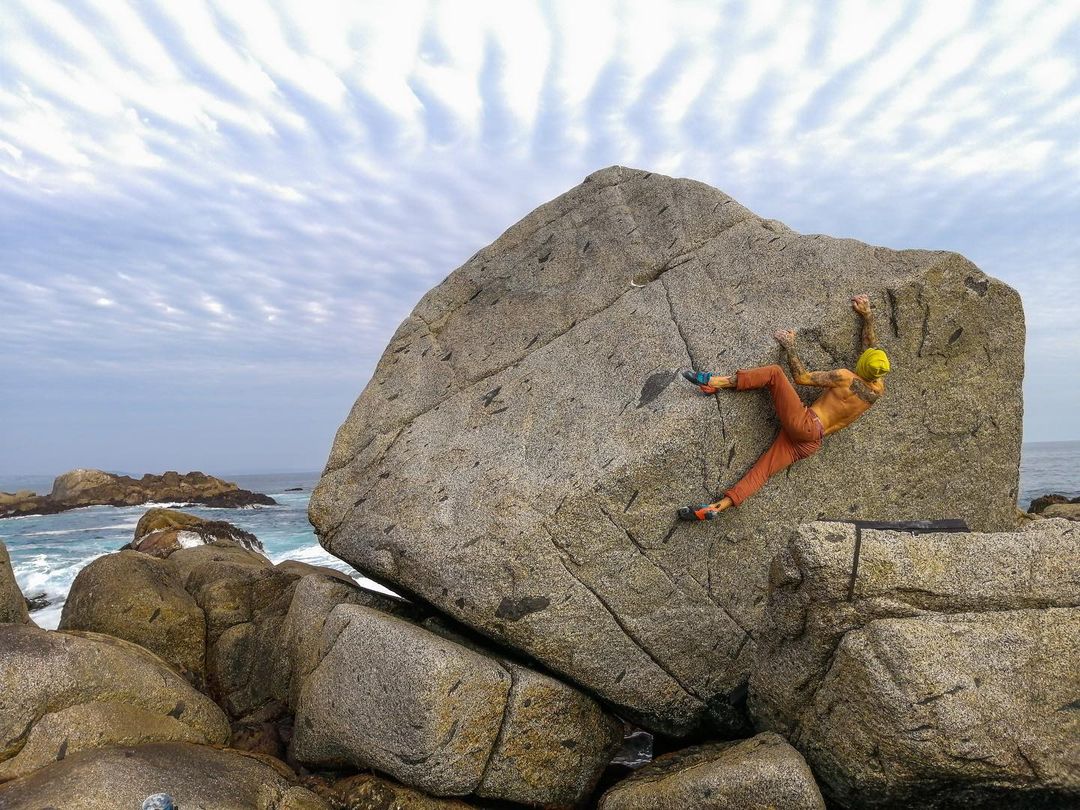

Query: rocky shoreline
[
  {"left": 0, "top": 468, "right": 276, "bottom": 519},
  {"left": 0, "top": 169, "right": 1076, "bottom": 808}
]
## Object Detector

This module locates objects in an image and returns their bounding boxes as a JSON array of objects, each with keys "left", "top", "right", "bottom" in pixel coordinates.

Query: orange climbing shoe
[{"left": 677, "top": 504, "right": 718, "bottom": 521}]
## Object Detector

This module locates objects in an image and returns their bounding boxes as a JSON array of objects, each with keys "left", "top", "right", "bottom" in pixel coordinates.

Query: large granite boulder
[
  {"left": 0, "top": 625, "right": 229, "bottom": 781},
  {"left": 0, "top": 540, "right": 30, "bottom": 625},
  {"left": 58, "top": 551, "right": 206, "bottom": 685},
  {"left": 310, "top": 165, "right": 1024, "bottom": 734},
  {"left": 749, "top": 519, "right": 1080, "bottom": 809},
  {"left": 129, "top": 507, "right": 265, "bottom": 556},
  {"left": 598, "top": 732, "right": 825, "bottom": 810},
  {"left": 0, "top": 469, "right": 276, "bottom": 518},
  {"left": 292, "top": 604, "right": 621, "bottom": 805},
  {"left": 0, "top": 742, "right": 329, "bottom": 808}
]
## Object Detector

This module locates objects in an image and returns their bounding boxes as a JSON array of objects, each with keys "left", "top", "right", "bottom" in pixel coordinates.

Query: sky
[{"left": 1, "top": 0, "right": 1078, "bottom": 478}]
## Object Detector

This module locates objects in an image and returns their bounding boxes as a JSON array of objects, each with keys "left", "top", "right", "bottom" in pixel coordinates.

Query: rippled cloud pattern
[{"left": 1, "top": 0, "right": 1077, "bottom": 472}]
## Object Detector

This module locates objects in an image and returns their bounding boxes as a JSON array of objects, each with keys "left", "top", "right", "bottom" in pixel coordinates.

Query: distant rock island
[{"left": 0, "top": 469, "right": 276, "bottom": 519}]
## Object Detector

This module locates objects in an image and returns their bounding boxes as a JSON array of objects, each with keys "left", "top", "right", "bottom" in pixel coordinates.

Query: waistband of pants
[{"left": 809, "top": 410, "right": 825, "bottom": 439}]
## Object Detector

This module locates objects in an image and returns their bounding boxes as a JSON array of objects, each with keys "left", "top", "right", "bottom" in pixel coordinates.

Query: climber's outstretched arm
[
  {"left": 852, "top": 294, "right": 877, "bottom": 348},
  {"left": 773, "top": 330, "right": 850, "bottom": 387}
]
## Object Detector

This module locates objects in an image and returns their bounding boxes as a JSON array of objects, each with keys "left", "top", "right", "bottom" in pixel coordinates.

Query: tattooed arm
[
  {"left": 852, "top": 294, "right": 877, "bottom": 348},
  {"left": 774, "top": 330, "right": 849, "bottom": 387}
]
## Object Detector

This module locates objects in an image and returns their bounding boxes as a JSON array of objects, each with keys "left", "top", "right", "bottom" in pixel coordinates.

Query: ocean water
[
  {"left": 2, "top": 443, "right": 1078, "bottom": 628},
  {"left": 0, "top": 472, "right": 394, "bottom": 629}
]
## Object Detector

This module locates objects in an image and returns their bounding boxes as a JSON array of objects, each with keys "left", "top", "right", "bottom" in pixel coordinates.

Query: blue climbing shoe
[{"left": 681, "top": 370, "right": 718, "bottom": 394}]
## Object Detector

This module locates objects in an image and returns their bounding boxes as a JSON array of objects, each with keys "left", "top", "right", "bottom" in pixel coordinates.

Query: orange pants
[{"left": 723, "top": 365, "right": 824, "bottom": 506}]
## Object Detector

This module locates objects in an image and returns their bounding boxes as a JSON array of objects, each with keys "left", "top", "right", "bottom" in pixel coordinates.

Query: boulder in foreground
[
  {"left": 291, "top": 604, "right": 620, "bottom": 804},
  {"left": 0, "top": 625, "right": 229, "bottom": 781},
  {"left": 598, "top": 732, "right": 826, "bottom": 810},
  {"left": 59, "top": 550, "right": 206, "bottom": 685},
  {"left": 0, "top": 742, "right": 328, "bottom": 809},
  {"left": 311, "top": 165, "right": 1024, "bottom": 734},
  {"left": 750, "top": 520, "right": 1080, "bottom": 809}
]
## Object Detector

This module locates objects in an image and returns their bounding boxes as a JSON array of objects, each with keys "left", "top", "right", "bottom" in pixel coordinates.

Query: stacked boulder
[
  {"left": 750, "top": 519, "right": 1080, "bottom": 808},
  {"left": 43, "top": 510, "right": 624, "bottom": 806},
  {"left": 0, "top": 743, "right": 329, "bottom": 809},
  {"left": 292, "top": 605, "right": 621, "bottom": 805},
  {"left": 0, "top": 624, "right": 229, "bottom": 782}
]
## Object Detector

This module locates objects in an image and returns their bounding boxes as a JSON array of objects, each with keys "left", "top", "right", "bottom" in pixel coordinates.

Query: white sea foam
[
  {"left": 270, "top": 543, "right": 398, "bottom": 597},
  {"left": 21, "top": 523, "right": 138, "bottom": 537},
  {"left": 175, "top": 530, "right": 205, "bottom": 549}
]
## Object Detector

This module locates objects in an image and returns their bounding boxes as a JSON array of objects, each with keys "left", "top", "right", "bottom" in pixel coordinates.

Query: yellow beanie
[{"left": 855, "top": 348, "right": 890, "bottom": 380}]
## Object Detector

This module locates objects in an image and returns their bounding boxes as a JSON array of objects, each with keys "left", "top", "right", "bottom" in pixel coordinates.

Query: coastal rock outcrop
[
  {"left": 749, "top": 520, "right": 1080, "bottom": 808},
  {"left": 291, "top": 604, "right": 621, "bottom": 805},
  {"left": 58, "top": 551, "right": 206, "bottom": 685},
  {"left": 0, "top": 469, "right": 276, "bottom": 519},
  {"left": 310, "top": 165, "right": 1024, "bottom": 734},
  {"left": 0, "top": 540, "right": 30, "bottom": 625},
  {"left": 598, "top": 732, "right": 826, "bottom": 810},
  {"left": 0, "top": 742, "right": 329, "bottom": 808},
  {"left": 0, "top": 625, "right": 229, "bottom": 781},
  {"left": 129, "top": 507, "right": 265, "bottom": 556}
]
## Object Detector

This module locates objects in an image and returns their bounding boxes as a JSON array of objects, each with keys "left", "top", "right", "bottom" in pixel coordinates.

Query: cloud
[{"left": 1, "top": 0, "right": 1078, "bottom": 474}]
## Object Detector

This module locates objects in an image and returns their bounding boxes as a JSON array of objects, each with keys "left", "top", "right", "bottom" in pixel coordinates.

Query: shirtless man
[{"left": 677, "top": 294, "right": 890, "bottom": 520}]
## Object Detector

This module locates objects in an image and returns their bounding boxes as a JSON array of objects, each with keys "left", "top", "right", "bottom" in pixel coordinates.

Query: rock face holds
[
  {"left": 0, "top": 469, "right": 276, "bottom": 519},
  {"left": 292, "top": 604, "right": 620, "bottom": 804},
  {"left": 0, "top": 625, "right": 229, "bottom": 781},
  {"left": 0, "top": 742, "right": 329, "bottom": 809},
  {"left": 749, "top": 520, "right": 1080, "bottom": 809},
  {"left": 598, "top": 732, "right": 826, "bottom": 810},
  {"left": 0, "top": 540, "right": 30, "bottom": 625},
  {"left": 310, "top": 166, "right": 1024, "bottom": 734}
]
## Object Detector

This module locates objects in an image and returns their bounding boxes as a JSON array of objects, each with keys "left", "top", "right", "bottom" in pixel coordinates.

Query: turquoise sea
[
  {"left": 2, "top": 442, "right": 1077, "bottom": 629},
  {"left": 0, "top": 472, "right": 388, "bottom": 629}
]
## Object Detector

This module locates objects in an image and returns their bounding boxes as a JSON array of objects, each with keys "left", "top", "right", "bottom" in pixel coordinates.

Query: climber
[{"left": 677, "top": 294, "right": 889, "bottom": 520}]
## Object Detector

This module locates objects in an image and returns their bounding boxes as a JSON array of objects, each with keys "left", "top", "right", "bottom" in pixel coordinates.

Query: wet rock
[
  {"left": 0, "top": 625, "right": 229, "bottom": 781},
  {"left": 0, "top": 540, "right": 30, "bottom": 624},
  {"left": 0, "top": 742, "right": 329, "bottom": 808},
  {"left": 58, "top": 551, "right": 206, "bottom": 685},
  {"left": 749, "top": 520, "right": 1080, "bottom": 809},
  {"left": 311, "top": 166, "right": 1024, "bottom": 734},
  {"left": 130, "top": 507, "right": 264, "bottom": 556},
  {"left": 598, "top": 732, "right": 826, "bottom": 810},
  {"left": 0, "top": 468, "right": 276, "bottom": 519},
  {"left": 1028, "top": 493, "right": 1070, "bottom": 514},
  {"left": 1041, "top": 502, "right": 1080, "bottom": 521},
  {"left": 22, "top": 592, "right": 49, "bottom": 612}
]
